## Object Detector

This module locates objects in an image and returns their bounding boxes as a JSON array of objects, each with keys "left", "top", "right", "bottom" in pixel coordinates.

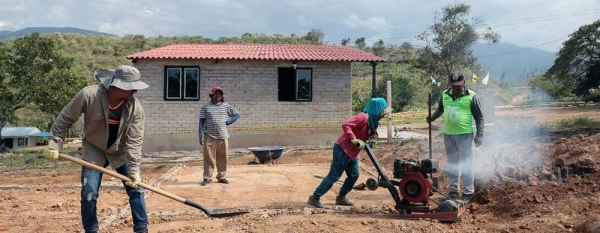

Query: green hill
[{"left": 0, "top": 27, "right": 116, "bottom": 39}]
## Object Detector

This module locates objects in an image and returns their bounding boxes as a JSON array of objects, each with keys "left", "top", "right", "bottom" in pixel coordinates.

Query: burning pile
[
  {"left": 550, "top": 133, "right": 600, "bottom": 175},
  {"left": 474, "top": 133, "right": 600, "bottom": 188}
]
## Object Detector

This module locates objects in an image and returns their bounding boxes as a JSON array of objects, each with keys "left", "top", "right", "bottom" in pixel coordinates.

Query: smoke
[
  {"left": 469, "top": 88, "right": 553, "bottom": 188},
  {"left": 425, "top": 86, "right": 558, "bottom": 191}
]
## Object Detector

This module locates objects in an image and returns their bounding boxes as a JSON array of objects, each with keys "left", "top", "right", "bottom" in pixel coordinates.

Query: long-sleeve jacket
[
  {"left": 335, "top": 113, "right": 369, "bottom": 160},
  {"left": 49, "top": 85, "right": 145, "bottom": 172},
  {"left": 431, "top": 88, "right": 484, "bottom": 137}
]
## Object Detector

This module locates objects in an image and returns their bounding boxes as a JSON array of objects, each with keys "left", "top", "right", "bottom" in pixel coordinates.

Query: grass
[
  {"left": 0, "top": 147, "right": 80, "bottom": 169},
  {"left": 557, "top": 116, "right": 600, "bottom": 128}
]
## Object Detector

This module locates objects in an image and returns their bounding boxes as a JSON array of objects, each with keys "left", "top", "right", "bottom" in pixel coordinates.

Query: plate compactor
[{"left": 363, "top": 144, "right": 466, "bottom": 222}]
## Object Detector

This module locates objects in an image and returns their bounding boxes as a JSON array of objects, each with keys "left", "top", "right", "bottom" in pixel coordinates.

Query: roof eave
[{"left": 125, "top": 56, "right": 387, "bottom": 63}]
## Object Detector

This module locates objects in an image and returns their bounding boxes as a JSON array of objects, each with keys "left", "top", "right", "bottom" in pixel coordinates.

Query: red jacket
[{"left": 335, "top": 113, "right": 369, "bottom": 160}]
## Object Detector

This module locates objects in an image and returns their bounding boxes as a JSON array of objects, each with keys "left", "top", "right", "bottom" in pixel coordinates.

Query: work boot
[
  {"left": 461, "top": 194, "right": 473, "bottom": 203},
  {"left": 307, "top": 195, "right": 324, "bottom": 208},
  {"left": 335, "top": 196, "right": 354, "bottom": 206},
  {"left": 445, "top": 192, "right": 459, "bottom": 200},
  {"left": 201, "top": 178, "right": 210, "bottom": 186},
  {"left": 218, "top": 178, "right": 229, "bottom": 184}
]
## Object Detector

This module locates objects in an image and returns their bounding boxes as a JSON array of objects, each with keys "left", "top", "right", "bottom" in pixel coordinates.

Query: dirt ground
[{"left": 1, "top": 105, "right": 600, "bottom": 232}]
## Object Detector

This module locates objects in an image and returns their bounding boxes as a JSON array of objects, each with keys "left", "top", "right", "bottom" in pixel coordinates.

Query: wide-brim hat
[{"left": 94, "top": 65, "right": 149, "bottom": 90}]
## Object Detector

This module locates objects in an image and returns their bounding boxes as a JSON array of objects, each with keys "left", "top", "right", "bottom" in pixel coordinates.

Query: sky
[{"left": 0, "top": 0, "right": 598, "bottom": 52}]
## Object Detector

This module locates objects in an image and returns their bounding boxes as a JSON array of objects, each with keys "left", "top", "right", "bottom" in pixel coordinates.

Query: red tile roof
[{"left": 126, "top": 44, "right": 386, "bottom": 62}]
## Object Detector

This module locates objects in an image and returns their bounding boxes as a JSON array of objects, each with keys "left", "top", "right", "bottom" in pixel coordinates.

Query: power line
[
  {"left": 477, "top": 37, "right": 567, "bottom": 58},
  {"left": 325, "top": 8, "right": 599, "bottom": 45},
  {"left": 481, "top": 10, "right": 600, "bottom": 28},
  {"left": 478, "top": 8, "right": 600, "bottom": 28}
]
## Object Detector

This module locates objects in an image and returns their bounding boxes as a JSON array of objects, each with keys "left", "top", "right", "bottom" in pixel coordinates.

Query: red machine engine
[
  {"left": 393, "top": 158, "right": 438, "bottom": 203},
  {"left": 363, "top": 143, "right": 465, "bottom": 222}
]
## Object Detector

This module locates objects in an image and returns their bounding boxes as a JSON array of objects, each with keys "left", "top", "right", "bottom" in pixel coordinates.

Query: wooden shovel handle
[
  {"left": 58, "top": 154, "right": 186, "bottom": 203},
  {"left": 57, "top": 154, "right": 249, "bottom": 218}
]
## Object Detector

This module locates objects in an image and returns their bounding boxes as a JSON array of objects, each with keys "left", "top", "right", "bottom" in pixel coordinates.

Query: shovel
[
  {"left": 428, "top": 93, "right": 439, "bottom": 189},
  {"left": 58, "top": 153, "right": 249, "bottom": 218}
]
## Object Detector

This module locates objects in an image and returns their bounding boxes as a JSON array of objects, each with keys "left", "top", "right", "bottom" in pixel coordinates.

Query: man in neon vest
[{"left": 427, "top": 72, "right": 484, "bottom": 203}]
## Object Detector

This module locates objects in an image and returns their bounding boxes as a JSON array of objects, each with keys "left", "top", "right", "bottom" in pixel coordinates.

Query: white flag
[
  {"left": 430, "top": 76, "right": 440, "bottom": 86},
  {"left": 482, "top": 71, "right": 490, "bottom": 85}
]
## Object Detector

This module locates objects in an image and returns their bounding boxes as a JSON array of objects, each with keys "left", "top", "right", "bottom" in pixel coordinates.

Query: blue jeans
[
  {"left": 81, "top": 162, "right": 148, "bottom": 232},
  {"left": 313, "top": 144, "right": 359, "bottom": 197}
]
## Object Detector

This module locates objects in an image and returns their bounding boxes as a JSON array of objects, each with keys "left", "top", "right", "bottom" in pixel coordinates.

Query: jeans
[
  {"left": 313, "top": 144, "right": 359, "bottom": 197},
  {"left": 444, "top": 133, "right": 475, "bottom": 195},
  {"left": 80, "top": 162, "right": 148, "bottom": 232}
]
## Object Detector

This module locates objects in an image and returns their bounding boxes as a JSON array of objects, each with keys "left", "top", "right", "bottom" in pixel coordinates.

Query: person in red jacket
[{"left": 307, "top": 98, "right": 390, "bottom": 208}]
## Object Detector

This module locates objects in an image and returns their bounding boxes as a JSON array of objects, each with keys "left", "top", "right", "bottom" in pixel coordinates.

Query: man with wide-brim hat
[{"left": 43, "top": 65, "right": 150, "bottom": 233}]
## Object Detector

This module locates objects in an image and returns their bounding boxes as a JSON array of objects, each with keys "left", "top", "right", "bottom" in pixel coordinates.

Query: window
[
  {"left": 278, "top": 67, "right": 312, "bottom": 101},
  {"left": 164, "top": 66, "right": 200, "bottom": 101}
]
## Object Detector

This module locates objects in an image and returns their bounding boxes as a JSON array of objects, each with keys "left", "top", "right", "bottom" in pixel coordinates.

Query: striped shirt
[
  {"left": 199, "top": 102, "right": 238, "bottom": 139},
  {"left": 107, "top": 99, "right": 125, "bottom": 148}
]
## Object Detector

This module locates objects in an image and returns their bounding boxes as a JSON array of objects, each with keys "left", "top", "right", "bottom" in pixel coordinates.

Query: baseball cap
[
  {"left": 448, "top": 72, "right": 465, "bottom": 86},
  {"left": 209, "top": 86, "right": 225, "bottom": 102}
]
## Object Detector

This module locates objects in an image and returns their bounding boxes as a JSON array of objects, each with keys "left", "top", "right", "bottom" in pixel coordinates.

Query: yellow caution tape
[{"left": 64, "top": 112, "right": 429, "bottom": 140}]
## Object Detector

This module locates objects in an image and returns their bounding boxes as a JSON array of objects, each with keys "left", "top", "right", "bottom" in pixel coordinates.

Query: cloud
[
  {"left": 343, "top": 14, "right": 389, "bottom": 32},
  {"left": 144, "top": 7, "right": 162, "bottom": 14},
  {"left": 296, "top": 15, "right": 312, "bottom": 27},
  {"left": 0, "top": 21, "right": 18, "bottom": 30},
  {"left": 0, "top": 0, "right": 597, "bottom": 52},
  {"left": 49, "top": 5, "right": 67, "bottom": 22},
  {"left": 366, "top": 31, "right": 392, "bottom": 45},
  {"left": 0, "top": 0, "right": 26, "bottom": 12}
]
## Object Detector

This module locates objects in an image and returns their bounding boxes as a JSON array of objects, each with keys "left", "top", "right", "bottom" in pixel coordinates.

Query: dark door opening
[{"left": 4, "top": 138, "right": 13, "bottom": 149}]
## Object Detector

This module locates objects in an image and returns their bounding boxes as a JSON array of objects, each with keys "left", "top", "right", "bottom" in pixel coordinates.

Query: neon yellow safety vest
[{"left": 442, "top": 90, "right": 475, "bottom": 135}]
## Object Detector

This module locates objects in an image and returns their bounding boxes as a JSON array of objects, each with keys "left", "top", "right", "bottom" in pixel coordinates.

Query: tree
[
  {"left": 545, "top": 20, "right": 600, "bottom": 99},
  {"left": 303, "top": 28, "right": 325, "bottom": 44},
  {"left": 374, "top": 67, "right": 427, "bottom": 111},
  {"left": 415, "top": 3, "right": 499, "bottom": 77},
  {"left": 355, "top": 37, "right": 366, "bottom": 50},
  {"left": 372, "top": 39, "right": 385, "bottom": 56},
  {"left": 528, "top": 75, "right": 570, "bottom": 103},
  {"left": 341, "top": 38, "right": 351, "bottom": 46},
  {"left": 241, "top": 32, "right": 253, "bottom": 39},
  {"left": 0, "top": 33, "right": 86, "bottom": 145}
]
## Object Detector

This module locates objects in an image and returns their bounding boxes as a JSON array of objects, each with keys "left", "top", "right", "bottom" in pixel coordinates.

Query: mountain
[
  {"left": 0, "top": 30, "right": 12, "bottom": 38},
  {"left": 0, "top": 27, "right": 116, "bottom": 40},
  {"left": 472, "top": 43, "right": 557, "bottom": 84}
]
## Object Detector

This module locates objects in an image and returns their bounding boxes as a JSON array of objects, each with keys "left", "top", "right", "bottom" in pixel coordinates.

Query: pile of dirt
[
  {"left": 550, "top": 133, "right": 600, "bottom": 175},
  {"left": 468, "top": 133, "right": 600, "bottom": 190}
]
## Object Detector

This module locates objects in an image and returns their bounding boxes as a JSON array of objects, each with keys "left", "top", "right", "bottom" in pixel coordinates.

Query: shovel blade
[{"left": 208, "top": 208, "right": 250, "bottom": 218}]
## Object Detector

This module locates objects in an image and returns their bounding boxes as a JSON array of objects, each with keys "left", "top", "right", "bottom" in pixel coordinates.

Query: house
[
  {"left": 125, "top": 44, "right": 385, "bottom": 151},
  {"left": 0, "top": 127, "right": 51, "bottom": 149}
]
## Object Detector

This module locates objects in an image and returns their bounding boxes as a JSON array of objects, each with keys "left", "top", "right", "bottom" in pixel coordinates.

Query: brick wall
[{"left": 133, "top": 59, "right": 353, "bottom": 135}]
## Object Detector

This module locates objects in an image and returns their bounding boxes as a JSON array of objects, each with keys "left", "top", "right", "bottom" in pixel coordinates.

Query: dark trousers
[
  {"left": 444, "top": 133, "right": 474, "bottom": 195},
  {"left": 313, "top": 144, "right": 360, "bottom": 197}
]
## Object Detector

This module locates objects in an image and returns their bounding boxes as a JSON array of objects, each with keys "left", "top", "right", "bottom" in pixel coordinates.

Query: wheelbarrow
[{"left": 247, "top": 146, "right": 285, "bottom": 164}]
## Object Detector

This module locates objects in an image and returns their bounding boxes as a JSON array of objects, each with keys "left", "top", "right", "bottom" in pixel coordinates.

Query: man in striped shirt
[{"left": 199, "top": 86, "right": 240, "bottom": 186}]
